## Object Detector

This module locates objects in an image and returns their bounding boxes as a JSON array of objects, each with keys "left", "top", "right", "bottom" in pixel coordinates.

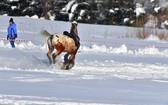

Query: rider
[
  {"left": 70, "top": 21, "right": 80, "bottom": 46},
  {"left": 63, "top": 21, "right": 80, "bottom": 65},
  {"left": 70, "top": 21, "right": 78, "bottom": 36},
  {"left": 63, "top": 21, "right": 79, "bottom": 46}
]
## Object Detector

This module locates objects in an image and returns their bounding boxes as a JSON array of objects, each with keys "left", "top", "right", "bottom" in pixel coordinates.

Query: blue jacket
[{"left": 7, "top": 23, "right": 17, "bottom": 39}]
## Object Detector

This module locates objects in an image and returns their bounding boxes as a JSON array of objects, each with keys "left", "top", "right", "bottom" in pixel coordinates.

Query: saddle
[
  {"left": 63, "top": 31, "right": 79, "bottom": 47},
  {"left": 63, "top": 31, "right": 73, "bottom": 38}
]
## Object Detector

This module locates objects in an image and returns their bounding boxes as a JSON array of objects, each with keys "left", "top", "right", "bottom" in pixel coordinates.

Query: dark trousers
[{"left": 10, "top": 40, "right": 15, "bottom": 48}]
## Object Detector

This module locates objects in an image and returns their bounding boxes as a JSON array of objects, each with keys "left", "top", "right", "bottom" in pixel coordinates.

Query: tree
[
  {"left": 23, "top": 0, "right": 43, "bottom": 18},
  {"left": 92, "top": 0, "right": 135, "bottom": 25},
  {"left": 0, "top": 0, "right": 137, "bottom": 27},
  {"left": 6, "top": 0, "right": 29, "bottom": 16},
  {"left": 0, "top": 0, "right": 10, "bottom": 15}
]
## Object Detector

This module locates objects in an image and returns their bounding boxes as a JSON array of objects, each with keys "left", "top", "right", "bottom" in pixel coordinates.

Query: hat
[{"left": 9, "top": 18, "right": 14, "bottom": 23}]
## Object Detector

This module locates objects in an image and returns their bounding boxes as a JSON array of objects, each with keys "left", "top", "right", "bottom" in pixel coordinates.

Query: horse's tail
[
  {"left": 40, "top": 29, "right": 52, "bottom": 37},
  {"left": 40, "top": 29, "right": 53, "bottom": 50}
]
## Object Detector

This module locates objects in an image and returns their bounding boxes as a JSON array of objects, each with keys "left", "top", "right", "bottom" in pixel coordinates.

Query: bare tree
[{"left": 42, "top": 0, "right": 54, "bottom": 20}]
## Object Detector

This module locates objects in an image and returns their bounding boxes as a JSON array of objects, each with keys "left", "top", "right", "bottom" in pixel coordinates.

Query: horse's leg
[
  {"left": 69, "top": 58, "right": 75, "bottom": 68},
  {"left": 52, "top": 50, "right": 62, "bottom": 64},
  {"left": 63, "top": 53, "right": 69, "bottom": 65},
  {"left": 64, "top": 52, "right": 76, "bottom": 70},
  {"left": 47, "top": 48, "right": 54, "bottom": 65}
]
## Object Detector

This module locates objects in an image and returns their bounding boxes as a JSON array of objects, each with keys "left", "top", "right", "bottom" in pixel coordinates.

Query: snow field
[{"left": 0, "top": 16, "right": 168, "bottom": 105}]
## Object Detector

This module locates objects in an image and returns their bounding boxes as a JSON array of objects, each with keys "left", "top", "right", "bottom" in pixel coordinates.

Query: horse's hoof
[
  {"left": 60, "top": 64, "right": 69, "bottom": 70},
  {"left": 65, "top": 64, "right": 74, "bottom": 70},
  {"left": 60, "top": 65, "right": 66, "bottom": 70},
  {"left": 53, "top": 61, "right": 56, "bottom": 64},
  {"left": 65, "top": 65, "right": 70, "bottom": 70}
]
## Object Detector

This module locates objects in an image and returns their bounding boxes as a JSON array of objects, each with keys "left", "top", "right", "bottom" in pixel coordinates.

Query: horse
[{"left": 40, "top": 23, "right": 80, "bottom": 70}]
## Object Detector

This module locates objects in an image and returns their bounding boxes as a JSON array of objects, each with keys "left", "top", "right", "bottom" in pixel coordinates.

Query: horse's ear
[{"left": 40, "top": 30, "right": 51, "bottom": 37}]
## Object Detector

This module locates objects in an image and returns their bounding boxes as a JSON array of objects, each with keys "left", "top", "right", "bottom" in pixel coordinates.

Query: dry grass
[
  {"left": 136, "top": 27, "right": 168, "bottom": 41},
  {"left": 136, "top": 28, "right": 151, "bottom": 39},
  {"left": 157, "top": 32, "right": 168, "bottom": 41}
]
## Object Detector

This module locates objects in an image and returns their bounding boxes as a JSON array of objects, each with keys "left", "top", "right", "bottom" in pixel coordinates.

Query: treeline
[{"left": 0, "top": 0, "right": 168, "bottom": 28}]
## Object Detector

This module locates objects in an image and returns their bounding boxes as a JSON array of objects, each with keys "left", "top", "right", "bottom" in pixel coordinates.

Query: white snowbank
[{"left": 145, "top": 34, "right": 160, "bottom": 41}]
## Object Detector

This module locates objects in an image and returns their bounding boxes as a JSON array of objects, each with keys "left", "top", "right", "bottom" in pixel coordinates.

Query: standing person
[{"left": 7, "top": 18, "right": 17, "bottom": 48}]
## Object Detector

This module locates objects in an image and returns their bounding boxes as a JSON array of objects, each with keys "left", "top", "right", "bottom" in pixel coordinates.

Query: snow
[
  {"left": 69, "top": 13, "right": 74, "bottom": 21},
  {"left": 7, "top": 0, "right": 19, "bottom": 2},
  {"left": 159, "top": 0, "right": 168, "bottom": 8},
  {"left": 154, "top": 7, "right": 161, "bottom": 13},
  {"left": 124, "top": 18, "right": 129, "bottom": 23},
  {"left": 30, "top": 15, "right": 39, "bottom": 19},
  {"left": 65, "top": 0, "right": 76, "bottom": 13},
  {"left": 151, "top": 0, "right": 155, "bottom": 2},
  {"left": 79, "top": 10, "right": 86, "bottom": 16},
  {"left": 71, "top": 3, "right": 79, "bottom": 13},
  {"left": 145, "top": 34, "right": 160, "bottom": 41},
  {"left": 0, "top": 16, "right": 168, "bottom": 105},
  {"left": 135, "top": 3, "right": 146, "bottom": 17},
  {"left": 11, "top": 6, "right": 17, "bottom": 10},
  {"left": 109, "top": 9, "right": 115, "bottom": 13},
  {"left": 164, "top": 20, "right": 168, "bottom": 26}
]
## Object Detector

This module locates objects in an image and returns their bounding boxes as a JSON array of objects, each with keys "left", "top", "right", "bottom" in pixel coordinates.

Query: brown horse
[{"left": 41, "top": 23, "right": 80, "bottom": 70}]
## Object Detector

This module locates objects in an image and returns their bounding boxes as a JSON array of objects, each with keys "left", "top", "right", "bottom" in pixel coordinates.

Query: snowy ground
[{"left": 0, "top": 16, "right": 168, "bottom": 105}]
